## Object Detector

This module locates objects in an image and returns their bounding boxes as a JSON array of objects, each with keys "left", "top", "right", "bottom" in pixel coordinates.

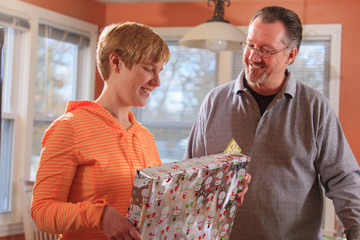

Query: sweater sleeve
[
  {"left": 30, "top": 116, "right": 108, "bottom": 234},
  {"left": 184, "top": 94, "right": 209, "bottom": 160},
  {"left": 315, "top": 107, "right": 360, "bottom": 239}
]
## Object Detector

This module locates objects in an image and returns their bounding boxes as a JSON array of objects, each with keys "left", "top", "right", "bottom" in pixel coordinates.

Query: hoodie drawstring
[{"left": 120, "top": 131, "right": 148, "bottom": 184}]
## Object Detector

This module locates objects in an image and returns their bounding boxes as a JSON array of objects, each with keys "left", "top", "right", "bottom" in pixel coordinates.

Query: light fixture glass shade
[
  {"left": 205, "top": 39, "right": 228, "bottom": 52},
  {"left": 179, "top": 21, "right": 246, "bottom": 52}
]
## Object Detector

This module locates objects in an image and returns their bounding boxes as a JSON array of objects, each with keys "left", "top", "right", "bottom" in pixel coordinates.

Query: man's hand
[
  {"left": 102, "top": 205, "right": 142, "bottom": 240},
  {"left": 235, "top": 173, "right": 251, "bottom": 206}
]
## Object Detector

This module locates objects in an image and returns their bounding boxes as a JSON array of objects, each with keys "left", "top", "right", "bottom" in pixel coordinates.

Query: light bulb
[{"left": 205, "top": 39, "right": 228, "bottom": 52}]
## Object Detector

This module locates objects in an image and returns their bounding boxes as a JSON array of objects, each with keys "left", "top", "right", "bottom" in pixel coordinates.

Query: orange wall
[{"left": 20, "top": 0, "right": 360, "bottom": 163}]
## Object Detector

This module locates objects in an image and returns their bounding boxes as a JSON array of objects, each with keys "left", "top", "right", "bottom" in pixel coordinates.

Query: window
[
  {"left": 132, "top": 41, "right": 217, "bottom": 162},
  {"left": 0, "top": 1, "right": 97, "bottom": 236},
  {"left": 289, "top": 40, "right": 331, "bottom": 96},
  {"left": 0, "top": 17, "right": 30, "bottom": 214},
  {"left": 31, "top": 24, "right": 91, "bottom": 180}
]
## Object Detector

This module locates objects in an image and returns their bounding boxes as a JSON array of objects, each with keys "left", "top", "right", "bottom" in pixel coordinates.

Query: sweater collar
[{"left": 234, "top": 69, "right": 296, "bottom": 99}]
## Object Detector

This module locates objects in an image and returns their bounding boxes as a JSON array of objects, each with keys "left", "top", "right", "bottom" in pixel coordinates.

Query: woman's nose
[{"left": 152, "top": 74, "right": 160, "bottom": 87}]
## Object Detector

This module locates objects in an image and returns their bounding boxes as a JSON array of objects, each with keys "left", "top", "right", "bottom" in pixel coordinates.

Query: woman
[
  {"left": 31, "top": 22, "right": 170, "bottom": 240},
  {"left": 31, "top": 22, "right": 250, "bottom": 240}
]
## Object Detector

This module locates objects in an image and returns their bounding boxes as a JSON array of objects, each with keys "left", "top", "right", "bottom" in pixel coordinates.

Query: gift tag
[{"left": 224, "top": 138, "right": 242, "bottom": 155}]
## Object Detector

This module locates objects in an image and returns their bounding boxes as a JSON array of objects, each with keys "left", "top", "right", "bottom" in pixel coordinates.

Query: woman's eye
[{"left": 143, "top": 66, "right": 153, "bottom": 72}]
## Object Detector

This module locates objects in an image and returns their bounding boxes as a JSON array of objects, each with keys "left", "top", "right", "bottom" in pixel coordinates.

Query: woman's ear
[{"left": 109, "top": 53, "right": 121, "bottom": 73}]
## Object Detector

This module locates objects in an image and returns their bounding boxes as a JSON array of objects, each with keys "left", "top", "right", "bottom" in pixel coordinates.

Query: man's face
[{"left": 243, "top": 17, "right": 295, "bottom": 90}]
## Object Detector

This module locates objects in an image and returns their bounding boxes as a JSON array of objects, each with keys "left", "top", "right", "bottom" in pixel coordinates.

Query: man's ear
[
  {"left": 109, "top": 53, "right": 121, "bottom": 73},
  {"left": 286, "top": 47, "right": 297, "bottom": 65}
]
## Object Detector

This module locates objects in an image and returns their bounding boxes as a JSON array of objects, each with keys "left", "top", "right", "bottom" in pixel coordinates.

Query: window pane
[
  {"left": 31, "top": 119, "right": 53, "bottom": 180},
  {"left": 0, "top": 118, "right": 14, "bottom": 212},
  {"left": 0, "top": 25, "right": 17, "bottom": 213},
  {"left": 134, "top": 42, "right": 217, "bottom": 162},
  {"left": 150, "top": 128, "right": 191, "bottom": 162},
  {"left": 1, "top": 26, "right": 13, "bottom": 113},
  {"left": 139, "top": 43, "right": 217, "bottom": 122},
  {"left": 289, "top": 40, "right": 330, "bottom": 97},
  {"left": 31, "top": 33, "right": 79, "bottom": 180},
  {"left": 35, "top": 37, "right": 77, "bottom": 116}
]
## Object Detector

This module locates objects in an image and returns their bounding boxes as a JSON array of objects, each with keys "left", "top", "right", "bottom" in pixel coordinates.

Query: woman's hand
[
  {"left": 235, "top": 173, "right": 251, "bottom": 206},
  {"left": 102, "top": 205, "right": 142, "bottom": 240}
]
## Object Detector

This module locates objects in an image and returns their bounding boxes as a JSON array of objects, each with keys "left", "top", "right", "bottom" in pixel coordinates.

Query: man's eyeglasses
[{"left": 241, "top": 42, "right": 288, "bottom": 58}]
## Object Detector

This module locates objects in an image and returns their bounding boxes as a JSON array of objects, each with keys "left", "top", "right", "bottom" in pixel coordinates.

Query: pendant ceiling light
[{"left": 179, "top": 0, "right": 246, "bottom": 52}]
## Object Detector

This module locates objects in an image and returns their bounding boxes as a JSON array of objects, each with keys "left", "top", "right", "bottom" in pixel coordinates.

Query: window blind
[
  {"left": 0, "top": 11, "right": 30, "bottom": 31},
  {"left": 39, "top": 24, "right": 90, "bottom": 47},
  {"left": 0, "top": 12, "right": 90, "bottom": 47}
]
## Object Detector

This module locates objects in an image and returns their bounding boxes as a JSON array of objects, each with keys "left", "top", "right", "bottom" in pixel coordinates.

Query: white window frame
[
  {"left": 0, "top": 0, "right": 98, "bottom": 237},
  {"left": 302, "top": 24, "right": 342, "bottom": 237},
  {"left": 154, "top": 24, "right": 341, "bottom": 236}
]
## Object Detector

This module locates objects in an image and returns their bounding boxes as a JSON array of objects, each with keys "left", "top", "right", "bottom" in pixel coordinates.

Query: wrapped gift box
[{"left": 127, "top": 152, "right": 250, "bottom": 240}]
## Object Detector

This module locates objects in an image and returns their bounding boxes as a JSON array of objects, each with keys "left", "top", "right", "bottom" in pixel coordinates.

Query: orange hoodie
[{"left": 31, "top": 100, "right": 162, "bottom": 239}]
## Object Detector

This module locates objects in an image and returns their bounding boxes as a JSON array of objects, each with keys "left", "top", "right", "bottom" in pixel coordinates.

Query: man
[{"left": 185, "top": 6, "right": 360, "bottom": 239}]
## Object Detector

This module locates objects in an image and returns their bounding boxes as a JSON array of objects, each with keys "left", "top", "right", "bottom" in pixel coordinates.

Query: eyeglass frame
[{"left": 241, "top": 42, "right": 289, "bottom": 58}]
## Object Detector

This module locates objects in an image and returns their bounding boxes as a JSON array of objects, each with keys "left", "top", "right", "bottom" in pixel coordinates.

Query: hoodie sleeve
[{"left": 30, "top": 116, "right": 108, "bottom": 234}]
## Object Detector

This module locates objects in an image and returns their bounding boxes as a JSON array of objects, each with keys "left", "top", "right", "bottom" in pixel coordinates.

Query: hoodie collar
[{"left": 65, "top": 100, "right": 143, "bottom": 132}]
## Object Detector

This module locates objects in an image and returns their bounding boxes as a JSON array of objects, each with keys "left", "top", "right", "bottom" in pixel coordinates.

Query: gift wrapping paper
[{"left": 127, "top": 152, "right": 250, "bottom": 240}]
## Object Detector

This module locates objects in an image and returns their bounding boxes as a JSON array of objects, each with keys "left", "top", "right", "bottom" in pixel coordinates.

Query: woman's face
[{"left": 114, "top": 59, "right": 165, "bottom": 108}]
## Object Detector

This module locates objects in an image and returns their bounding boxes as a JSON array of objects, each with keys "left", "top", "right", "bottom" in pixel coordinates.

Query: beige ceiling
[{"left": 95, "top": 0, "right": 201, "bottom": 3}]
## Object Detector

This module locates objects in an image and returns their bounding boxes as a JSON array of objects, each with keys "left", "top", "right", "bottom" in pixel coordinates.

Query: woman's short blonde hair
[{"left": 96, "top": 22, "right": 170, "bottom": 80}]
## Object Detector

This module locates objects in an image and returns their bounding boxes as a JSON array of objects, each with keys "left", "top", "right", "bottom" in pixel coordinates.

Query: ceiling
[{"left": 95, "top": 0, "right": 202, "bottom": 3}]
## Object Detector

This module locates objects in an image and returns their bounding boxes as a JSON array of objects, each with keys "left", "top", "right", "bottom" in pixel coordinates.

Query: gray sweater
[{"left": 185, "top": 70, "right": 360, "bottom": 239}]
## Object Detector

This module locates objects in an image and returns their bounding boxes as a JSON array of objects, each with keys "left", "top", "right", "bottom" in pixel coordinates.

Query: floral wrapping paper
[{"left": 127, "top": 152, "right": 250, "bottom": 240}]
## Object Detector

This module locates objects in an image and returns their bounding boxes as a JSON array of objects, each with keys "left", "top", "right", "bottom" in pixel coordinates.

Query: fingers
[
  {"left": 134, "top": 225, "right": 141, "bottom": 233},
  {"left": 236, "top": 173, "right": 251, "bottom": 206},
  {"left": 242, "top": 173, "right": 251, "bottom": 185},
  {"left": 102, "top": 206, "right": 143, "bottom": 240},
  {"left": 129, "top": 227, "right": 142, "bottom": 240},
  {"left": 106, "top": 224, "right": 142, "bottom": 240},
  {"left": 236, "top": 184, "right": 249, "bottom": 206},
  {"left": 120, "top": 222, "right": 142, "bottom": 240},
  {"left": 127, "top": 219, "right": 142, "bottom": 234}
]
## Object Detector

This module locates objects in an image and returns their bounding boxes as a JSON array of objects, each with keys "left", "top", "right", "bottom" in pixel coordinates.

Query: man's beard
[{"left": 245, "top": 67, "right": 268, "bottom": 85}]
